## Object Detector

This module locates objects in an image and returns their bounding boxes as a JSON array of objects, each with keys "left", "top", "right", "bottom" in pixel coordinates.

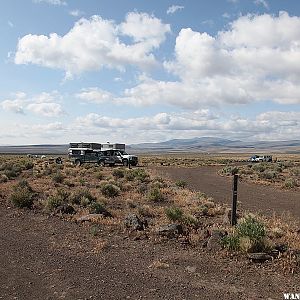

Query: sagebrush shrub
[
  {"left": 100, "top": 183, "right": 120, "bottom": 197},
  {"left": 10, "top": 180, "right": 34, "bottom": 208},
  {"left": 112, "top": 168, "right": 125, "bottom": 178},
  {"left": 45, "top": 189, "right": 70, "bottom": 210},
  {"left": 165, "top": 206, "right": 183, "bottom": 222},
  {"left": 147, "top": 187, "right": 164, "bottom": 202},
  {"left": 52, "top": 171, "right": 64, "bottom": 183},
  {"left": 175, "top": 180, "right": 187, "bottom": 188}
]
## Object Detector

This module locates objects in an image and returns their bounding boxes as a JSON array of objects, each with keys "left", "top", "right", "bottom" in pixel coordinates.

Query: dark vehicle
[{"left": 68, "top": 148, "right": 106, "bottom": 166}]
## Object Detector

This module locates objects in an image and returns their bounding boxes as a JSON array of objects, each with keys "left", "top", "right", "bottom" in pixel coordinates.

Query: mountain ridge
[{"left": 0, "top": 137, "right": 299, "bottom": 154}]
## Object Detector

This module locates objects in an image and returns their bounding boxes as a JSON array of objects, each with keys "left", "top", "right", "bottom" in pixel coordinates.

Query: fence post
[
  {"left": 231, "top": 174, "right": 238, "bottom": 226},
  {"left": 128, "top": 160, "right": 131, "bottom": 169}
]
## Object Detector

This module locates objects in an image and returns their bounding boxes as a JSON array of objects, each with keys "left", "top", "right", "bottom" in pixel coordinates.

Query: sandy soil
[{"left": 155, "top": 166, "right": 300, "bottom": 218}]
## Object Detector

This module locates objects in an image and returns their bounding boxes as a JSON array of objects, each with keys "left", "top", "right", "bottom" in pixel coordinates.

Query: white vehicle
[{"left": 249, "top": 155, "right": 272, "bottom": 162}]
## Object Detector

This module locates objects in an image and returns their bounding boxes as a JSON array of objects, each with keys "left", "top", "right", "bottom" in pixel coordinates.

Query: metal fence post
[{"left": 231, "top": 174, "right": 238, "bottom": 226}]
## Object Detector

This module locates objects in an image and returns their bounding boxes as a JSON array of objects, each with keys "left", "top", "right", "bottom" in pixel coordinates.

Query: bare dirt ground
[
  {"left": 155, "top": 166, "right": 300, "bottom": 218},
  {"left": 1, "top": 205, "right": 300, "bottom": 300},
  {"left": 1, "top": 159, "right": 300, "bottom": 300}
]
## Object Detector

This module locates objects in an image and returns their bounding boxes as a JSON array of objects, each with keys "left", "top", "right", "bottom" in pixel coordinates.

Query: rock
[
  {"left": 248, "top": 253, "right": 272, "bottom": 262},
  {"left": 206, "top": 230, "right": 224, "bottom": 252},
  {"left": 185, "top": 266, "right": 197, "bottom": 273},
  {"left": 55, "top": 204, "right": 75, "bottom": 215},
  {"left": 124, "top": 214, "right": 144, "bottom": 231},
  {"left": 274, "top": 244, "right": 288, "bottom": 253},
  {"left": 77, "top": 214, "right": 103, "bottom": 223},
  {"left": 157, "top": 224, "right": 183, "bottom": 238}
]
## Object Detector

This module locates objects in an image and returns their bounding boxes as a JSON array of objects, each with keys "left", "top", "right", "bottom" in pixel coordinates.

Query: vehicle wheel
[
  {"left": 123, "top": 159, "right": 128, "bottom": 166},
  {"left": 75, "top": 159, "right": 81, "bottom": 166}
]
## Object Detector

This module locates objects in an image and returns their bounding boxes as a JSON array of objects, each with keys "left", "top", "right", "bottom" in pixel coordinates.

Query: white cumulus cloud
[
  {"left": 33, "top": 0, "right": 67, "bottom": 5},
  {"left": 167, "top": 5, "right": 184, "bottom": 15},
  {"left": 0, "top": 91, "right": 64, "bottom": 117},
  {"left": 15, "top": 13, "right": 171, "bottom": 78}
]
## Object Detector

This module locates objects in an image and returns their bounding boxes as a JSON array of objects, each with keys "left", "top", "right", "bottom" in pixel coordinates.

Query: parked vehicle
[
  {"left": 249, "top": 155, "right": 272, "bottom": 162},
  {"left": 68, "top": 147, "right": 105, "bottom": 166},
  {"left": 68, "top": 142, "right": 138, "bottom": 166}
]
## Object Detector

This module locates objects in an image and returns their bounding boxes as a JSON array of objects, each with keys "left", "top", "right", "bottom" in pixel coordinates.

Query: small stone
[
  {"left": 157, "top": 224, "right": 183, "bottom": 238},
  {"left": 248, "top": 253, "right": 272, "bottom": 262},
  {"left": 206, "top": 230, "right": 225, "bottom": 252},
  {"left": 77, "top": 214, "right": 103, "bottom": 223},
  {"left": 124, "top": 214, "right": 144, "bottom": 231},
  {"left": 185, "top": 266, "right": 197, "bottom": 273},
  {"left": 55, "top": 204, "right": 75, "bottom": 215}
]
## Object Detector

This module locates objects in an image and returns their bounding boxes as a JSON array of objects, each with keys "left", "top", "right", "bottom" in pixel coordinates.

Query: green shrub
[
  {"left": 222, "top": 216, "right": 267, "bottom": 253},
  {"left": 95, "top": 171, "right": 104, "bottom": 180},
  {"left": 46, "top": 189, "right": 69, "bottom": 210},
  {"left": 0, "top": 174, "right": 8, "bottom": 183},
  {"left": 221, "top": 235, "right": 240, "bottom": 251},
  {"left": 259, "top": 170, "right": 277, "bottom": 180},
  {"left": 24, "top": 161, "right": 34, "bottom": 170},
  {"left": 237, "top": 216, "right": 266, "bottom": 241},
  {"left": 112, "top": 168, "right": 125, "bottom": 178},
  {"left": 175, "top": 180, "right": 187, "bottom": 188},
  {"left": 283, "top": 178, "right": 298, "bottom": 189},
  {"left": 147, "top": 187, "right": 164, "bottom": 202},
  {"left": 182, "top": 214, "right": 198, "bottom": 226},
  {"left": 165, "top": 206, "right": 183, "bottom": 222},
  {"left": 10, "top": 180, "right": 34, "bottom": 208},
  {"left": 70, "top": 189, "right": 96, "bottom": 205},
  {"left": 100, "top": 183, "right": 120, "bottom": 197},
  {"left": 221, "top": 166, "right": 239, "bottom": 176},
  {"left": 126, "top": 169, "right": 149, "bottom": 182},
  {"left": 289, "top": 168, "right": 300, "bottom": 177},
  {"left": 89, "top": 202, "right": 107, "bottom": 214},
  {"left": 4, "top": 169, "right": 19, "bottom": 179},
  {"left": 252, "top": 163, "right": 267, "bottom": 173},
  {"left": 52, "top": 171, "right": 64, "bottom": 183},
  {"left": 90, "top": 224, "right": 101, "bottom": 236}
]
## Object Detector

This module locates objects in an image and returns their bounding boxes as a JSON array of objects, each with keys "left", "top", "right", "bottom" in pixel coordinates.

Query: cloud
[
  {"left": 254, "top": 0, "right": 269, "bottom": 9},
  {"left": 161, "top": 12, "right": 300, "bottom": 106},
  {"left": 1, "top": 99, "right": 25, "bottom": 114},
  {"left": 69, "top": 9, "right": 84, "bottom": 17},
  {"left": 15, "top": 13, "right": 170, "bottom": 78},
  {"left": 27, "top": 102, "right": 64, "bottom": 117},
  {"left": 76, "top": 88, "right": 114, "bottom": 104},
  {"left": 33, "top": 0, "right": 67, "bottom": 5},
  {"left": 74, "top": 109, "right": 300, "bottom": 142},
  {"left": 0, "top": 91, "right": 64, "bottom": 117},
  {"left": 222, "top": 13, "right": 231, "bottom": 19},
  {"left": 8, "top": 21, "right": 14, "bottom": 28},
  {"left": 167, "top": 5, "right": 184, "bottom": 15}
]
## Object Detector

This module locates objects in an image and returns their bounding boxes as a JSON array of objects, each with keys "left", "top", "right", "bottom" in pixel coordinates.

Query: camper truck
[{"left": 68, "top": 142, "right": 138, "bottom": 166}]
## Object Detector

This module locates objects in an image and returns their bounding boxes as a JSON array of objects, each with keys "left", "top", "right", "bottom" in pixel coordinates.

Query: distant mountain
[
  {"left": 0, "top": 137, "right": 299, "bottom": 154},
  {"left": 129, "top": 137, "right": 300, "bottom": 153}
]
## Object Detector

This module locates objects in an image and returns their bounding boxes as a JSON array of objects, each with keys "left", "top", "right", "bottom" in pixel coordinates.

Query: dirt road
[
  {"left": 1, "top": 205, "right": 299, "bottom": 300},
  {"left": 156, "top": 166, "right": 300, "bottom": 218}
]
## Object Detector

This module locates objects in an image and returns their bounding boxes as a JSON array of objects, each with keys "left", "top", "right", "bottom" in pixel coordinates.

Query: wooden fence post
[{"left": 231, "top": 174, "right": 238, "bottom": 226}]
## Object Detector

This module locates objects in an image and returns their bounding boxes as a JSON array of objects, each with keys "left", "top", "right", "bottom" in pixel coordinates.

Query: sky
[{"left": 0, "top": 0, "right": 300, "bottom": 145}]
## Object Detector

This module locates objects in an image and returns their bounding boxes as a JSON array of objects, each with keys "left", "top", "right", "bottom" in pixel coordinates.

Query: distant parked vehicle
[{"left": 249, "top": 155, "right": 272, "bottom": 162}]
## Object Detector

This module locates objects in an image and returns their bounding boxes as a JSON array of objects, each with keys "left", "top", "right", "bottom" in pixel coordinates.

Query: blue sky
[{"left": 1, "top": 0, "right": 300, "bottom": 145}]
